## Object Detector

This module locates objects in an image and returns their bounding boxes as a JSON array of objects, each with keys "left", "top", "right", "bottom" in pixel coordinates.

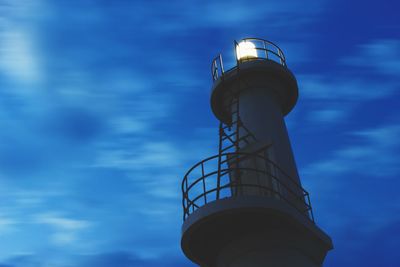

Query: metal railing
[
  {"left": 211, "top": 37, "right": 287, "bottom": 82},
  {"left": 182, "top": 152, "right": 314, "bottom": 222},
  {"left": 211, "top": 54, "right": 224, "bottom": 81}
]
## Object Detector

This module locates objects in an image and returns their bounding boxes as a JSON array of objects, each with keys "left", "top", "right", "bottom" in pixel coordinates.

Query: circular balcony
[
  {"left": 211, "top": 37, "right": 287, "bottom": 82},
  {"left": 181, "top": 151, "right": 314, "bottom": 222}
]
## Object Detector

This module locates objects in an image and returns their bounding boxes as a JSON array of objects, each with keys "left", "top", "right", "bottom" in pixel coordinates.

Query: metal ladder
[{"left": 215, "top": 90, "right": 257, "bottom": 199}]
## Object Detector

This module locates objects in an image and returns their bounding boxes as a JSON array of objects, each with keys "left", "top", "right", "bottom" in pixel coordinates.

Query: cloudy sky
[{"left": 0, "top": 0, "right": 399, "bottom": 266}]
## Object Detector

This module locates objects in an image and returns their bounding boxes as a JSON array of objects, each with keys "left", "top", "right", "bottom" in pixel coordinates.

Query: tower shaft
[{"left": 238, "top": 86, "right": 299, "bottom": 184}]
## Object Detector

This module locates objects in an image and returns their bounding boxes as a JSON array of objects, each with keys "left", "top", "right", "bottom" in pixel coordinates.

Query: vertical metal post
[
  {"left": 263, "top": 40, "right": 268, "bottom": 59},
  {"left": 185, "top": 176, "right": 189, "bottom": 219},
  {"left": 219, "top": 54, "right": 224, "bottom": 74},
  {"left": 201, "top": 163, "right": 207, "bottom": 204},
  {"left": 307, "top": 194, "right": 315, "bottom": 222},
  {"left": 216, "top": 122, "right": 224, "bottom": 200},
  {"left": 280, "top": 48, "right": 286, "bottom": 66},
  {"left": 214, "top": 60, "right": 218, "bottom": 80},
  {"left": 234, "top": 40, "right": 240, "bottom": 66},
  {"left": 235, "top": 97, "right": 240, "bottom": 152},
  {"left": 234, "top": 95, "right": 241, "bottom": 196},
  {"left": 182, "top": 177, "right": 186, "bottom": 221},
  {"left": 278, "top": 49, "right": 283, "bottom": 65}
]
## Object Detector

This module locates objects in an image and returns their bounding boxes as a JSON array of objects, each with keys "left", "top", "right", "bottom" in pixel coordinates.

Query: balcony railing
[
  {"left": 211, "top": 37, "right": 287, "bottom": 82},
  {"left": 182, "top": 152, "right": 314, "bottom": 222}
]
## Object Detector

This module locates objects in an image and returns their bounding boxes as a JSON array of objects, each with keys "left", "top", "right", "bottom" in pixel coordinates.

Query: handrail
[
  {"left": 211, "top": 54, "right": 224, "bottom": 81},
  {"left": 184, "top": 166, "right": 307, "bottom": 204},
  {"left": 182, "top": 152, "right": 306, "bottom": 195},
  {"left": 211, "top": 37, "right": 287, "bottom": 81},
  {"left": 240, "top": 37, "right": 286, "bottom": 63},
  {"left": 182, "top": 151, "right": 314, "bottom": 222}
]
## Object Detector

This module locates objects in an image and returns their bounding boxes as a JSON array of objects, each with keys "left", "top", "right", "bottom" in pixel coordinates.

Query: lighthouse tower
[{"left": 181, "top": 38, "right": 333, "bottom": 267}]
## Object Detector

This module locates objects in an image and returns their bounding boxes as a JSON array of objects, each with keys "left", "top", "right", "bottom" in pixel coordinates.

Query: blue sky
[{"left": 0, "top": 0, "right": 399, "bottom": 266}]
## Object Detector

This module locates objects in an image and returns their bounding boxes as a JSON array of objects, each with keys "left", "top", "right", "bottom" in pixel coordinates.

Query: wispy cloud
[
  {"left": 340, "top": 39, "right": 400, "bottom": 76},
  {"left": 93, "top": 141, "right": 183, "bottom": 171},
  {"left": 0, "top": 216, "right": 16, "bottom": 236},
  {"left": 35, "top": 213, "right": 90, "bottom": 230},
  {"left": 34, "top": 213, "right": 90, "bottom": 246},
  {"left": 304, "top": 124, "right": 400, "bottom": 178},
  {"left": 302, "top": 123, "right": 400, "bottom": 233},
  {"left": 297, "top": 39, "right": 400, "bottom": 124},
  {"left": 0, "top": 30, "right": 43, "bottom": 85}
]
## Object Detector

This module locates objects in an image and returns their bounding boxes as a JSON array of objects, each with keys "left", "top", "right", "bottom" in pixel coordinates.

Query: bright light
[{"left": 236, "top": 41, "right": 258, "bottom": 60}]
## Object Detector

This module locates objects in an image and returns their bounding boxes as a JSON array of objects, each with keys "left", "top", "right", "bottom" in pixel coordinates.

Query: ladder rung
[
  {"left": 223, "top": 135, "right": 235, "bottom": 143},
  {"left": 223, "top": 132, "right": 236, "bottom": 138},
  {"left": 222, "top": 135, "right": 235, "bottom": 143},
  {"left": 222, "top": 122, "right": 237, "bottom": 130},
  {"left": 221, "top": 144, "right": 235, "bottom": 152}
]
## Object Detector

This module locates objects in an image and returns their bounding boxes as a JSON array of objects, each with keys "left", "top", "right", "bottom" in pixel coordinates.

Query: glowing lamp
[{"left": 236, "top": 40, "right": 258, "bottom": 60}]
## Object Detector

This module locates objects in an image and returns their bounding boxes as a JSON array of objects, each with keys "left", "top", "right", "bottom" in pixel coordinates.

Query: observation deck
[{"left": 182, "top": 151, "right": 314, "bottom": 222}]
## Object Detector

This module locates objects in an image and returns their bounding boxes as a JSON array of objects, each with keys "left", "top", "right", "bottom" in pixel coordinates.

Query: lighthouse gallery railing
[
  {"left": 182, "top": 152, "right": 314, "bottom": 222},
  {"left": 212, "top": 37, "right": 287, "bottom": 81}
]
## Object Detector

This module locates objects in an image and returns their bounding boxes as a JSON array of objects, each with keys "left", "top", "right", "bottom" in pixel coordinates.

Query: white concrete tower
[{"left": 181, "top": 38, "right": 333, "bottom": 267}]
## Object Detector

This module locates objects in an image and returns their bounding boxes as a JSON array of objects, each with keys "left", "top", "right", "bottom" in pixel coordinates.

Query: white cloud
[
  {"left": 308, "top": 108, "right": 347, "bottom": 122},
  {"left": 340, "top": 39, "right": 400, "bottom": 76},
  {"left": 51, "top": 232, "right": 78, "bottom": 246},
  {"left": 301, "top": 124, "right": 400, "bottom": 232},
  {"left": 93, "top": 141, "right": 183, "bottom": 170},
  {"left": 34, "top": 213, "right": 90, "bottom": 246},
  {"left": 297, "top": 73, "right": 399, "bottom": 123},
  {"left": 296, "top": 38, "right": 400, "bottom": 124},
  {"left": 0, "top": 29, "right": 43, "bottom": 85},
  {"left": 304, "top": 124, "right": 400, "bottom": 178},
  {"left": 299, "top": 74, "right": 398, "bottom": 101},
  {"left": 111, "top": 117, "right": 148, "bottom": 134},
  {"left": 0, "top": 216, "right": 17, "bottom": 235},
  {"left": 145, "top": 174, "right": 181, "bottom": 200},
  {"left": 148, "top": 0, "right": 327, "bottom": 32},
  {"left": 35, "top": 214, "right": 90, "bottom": 230}
]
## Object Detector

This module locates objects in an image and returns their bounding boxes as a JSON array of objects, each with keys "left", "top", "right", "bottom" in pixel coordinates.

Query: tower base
[
  {"left": 217, "top": 232, "right": 320, "bottom": 267},
  {"left": 181, "top": 196, "right": 332, "bottom": 267}
]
